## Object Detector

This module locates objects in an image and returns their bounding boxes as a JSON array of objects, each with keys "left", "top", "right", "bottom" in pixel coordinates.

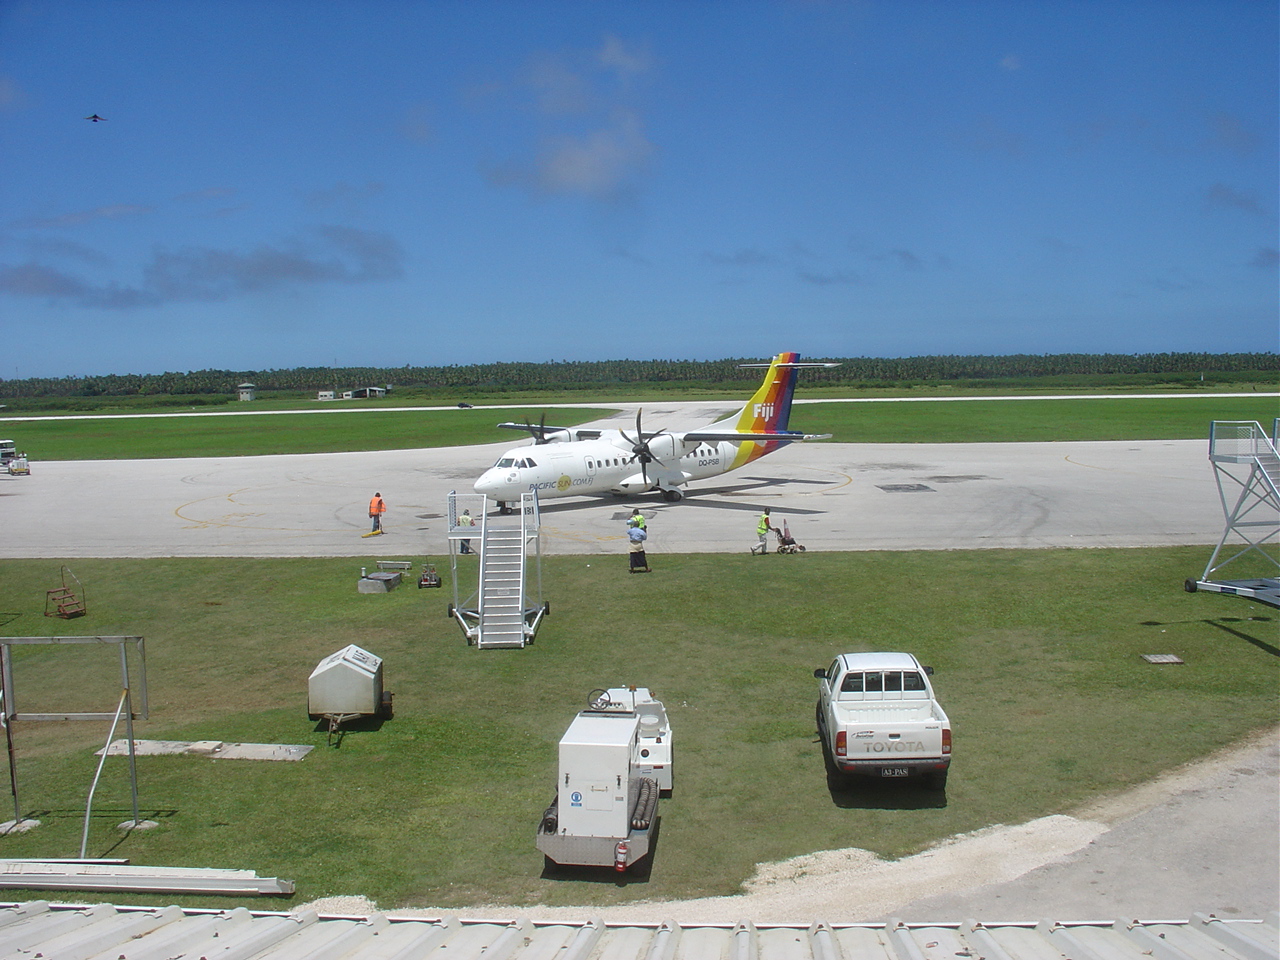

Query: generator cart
[{"left": 536, "top": 686, "right": 672, "bottom": 872}]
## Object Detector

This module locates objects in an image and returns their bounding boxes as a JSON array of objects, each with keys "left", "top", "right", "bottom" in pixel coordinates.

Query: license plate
[{"left": 880, "top": 768, "right": 909, "bottom": 778}]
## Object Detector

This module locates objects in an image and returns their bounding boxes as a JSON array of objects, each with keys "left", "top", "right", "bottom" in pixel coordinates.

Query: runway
[{"left": 0, "top": 399, "right": 1227, "bottom": 559}]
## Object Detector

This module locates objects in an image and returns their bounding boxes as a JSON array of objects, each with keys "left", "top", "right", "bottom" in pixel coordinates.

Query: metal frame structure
[
  {"left": 445, "top": 490, "right": 548, "bottom": 648},
  {"left": 0, "top": 636, "right": 149, "bottom": 837},
  {"left": 1187, "top": 420, "right": 1280, "bottom": 608}
]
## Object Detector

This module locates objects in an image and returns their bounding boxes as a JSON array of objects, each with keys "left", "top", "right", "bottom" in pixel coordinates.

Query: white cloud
[
  {"left": 536, "top": 111, "right": 652, "bottom": 198},
  {"left": 599, "top": 34, "right": 651, "bottom": 79},
  {"left": 11, "top": 204, "right": 154, "bottom": 230},
  {"left": 0, "top": 226, "right": 403, "bottom": 308},
  {"left": 485, "top": 36, "right": 656, "bottom": 201}
]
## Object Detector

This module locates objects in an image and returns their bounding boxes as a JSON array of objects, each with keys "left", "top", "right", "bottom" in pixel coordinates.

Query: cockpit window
[
  {"left": 525, "top": 458, "right": 537, "bottom": 468},
  {"left": 494, "top": 458, "right": 515, "bottom": 468}
]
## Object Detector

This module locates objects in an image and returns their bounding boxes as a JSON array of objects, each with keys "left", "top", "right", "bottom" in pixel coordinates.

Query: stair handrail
[
  {"left": 1209, "top": 420, "right": 1277, "bottom": 463},
  {"left": 475, "top": 506, "right": 489, "bottom": 626}
]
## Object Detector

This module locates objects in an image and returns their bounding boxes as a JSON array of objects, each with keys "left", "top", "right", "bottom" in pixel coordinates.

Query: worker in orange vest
[{"left": 369, "top": 492, "right": 386, "bottom": 534}]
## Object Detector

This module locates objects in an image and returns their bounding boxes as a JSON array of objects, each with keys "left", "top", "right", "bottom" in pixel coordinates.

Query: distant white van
[{"left": 0, "top": 440, "right": 15, "bottom": 464}]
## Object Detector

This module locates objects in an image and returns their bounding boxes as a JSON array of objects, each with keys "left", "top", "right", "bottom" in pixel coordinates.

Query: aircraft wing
[
  {"left": 496, "top": 421, "right": 575, "bottom": 436},
  {"left": 680, "top": 430, "right": 832, "bottom": 443}
]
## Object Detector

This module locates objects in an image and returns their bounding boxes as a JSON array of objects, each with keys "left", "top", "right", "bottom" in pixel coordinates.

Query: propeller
[
  {"left": 521, "top": 413, "right": 553, "bottom": 444},
  {"left": 619, "top": 409, "right": 668, "bottom": 486}
]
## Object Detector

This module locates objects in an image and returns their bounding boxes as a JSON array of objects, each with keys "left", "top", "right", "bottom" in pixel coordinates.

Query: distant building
[
  {"left": 341, "top": 387, "right": 387, "bottom": 400},
  {"left": 237, "top": 383, "right": 256, "bottom": 402},
  {"left": 318, "top": 390, "right": 336, "bottom": 401}
]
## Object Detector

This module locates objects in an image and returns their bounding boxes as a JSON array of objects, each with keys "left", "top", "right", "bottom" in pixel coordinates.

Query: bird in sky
[{"left": 84, "top": 114, "right": 107, "bottom": 122}]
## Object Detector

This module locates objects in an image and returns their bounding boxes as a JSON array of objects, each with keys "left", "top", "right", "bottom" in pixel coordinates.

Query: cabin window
[
  {"left": 903, "top": 672, "right": 926, "bottom": 691},
  {"left": 884, "top": 672, "right": 903, "bottom": 692},
  {"left": 863, "top": 672, "right": 883, "bottom": 692}
]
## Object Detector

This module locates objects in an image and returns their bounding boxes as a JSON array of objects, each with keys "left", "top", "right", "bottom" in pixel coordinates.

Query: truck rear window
[{"left": 840, "top": 671, "right": 926, "bottom": 693}]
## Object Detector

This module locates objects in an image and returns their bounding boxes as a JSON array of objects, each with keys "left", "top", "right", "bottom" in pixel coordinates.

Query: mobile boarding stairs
[
  {"left": 1185, "top": 419, "right": 1280, "bottom": 609},
  {"left": 446, "top": 490, "right": 549, "bottom": 648}
]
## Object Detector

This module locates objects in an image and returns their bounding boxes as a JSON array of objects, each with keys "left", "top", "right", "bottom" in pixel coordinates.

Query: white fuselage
[{"left": 474, "top": 433, "right": 753, "bottom": 504}]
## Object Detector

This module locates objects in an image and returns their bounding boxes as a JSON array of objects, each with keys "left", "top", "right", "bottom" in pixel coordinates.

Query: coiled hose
[
  {"left": 539, "top": 796, "right": 558, "bottom": 834},
  {"left": 630, "top": 777, "right": 659, "bottom": 831}
]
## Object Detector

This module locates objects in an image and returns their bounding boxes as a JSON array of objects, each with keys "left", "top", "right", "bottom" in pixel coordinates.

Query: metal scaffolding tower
[{"left": 1185, "top": 419, "right": 1280, "bottom": 608}]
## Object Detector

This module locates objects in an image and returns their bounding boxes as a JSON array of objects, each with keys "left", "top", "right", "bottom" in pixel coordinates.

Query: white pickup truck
[{"left": 813, "top": 652, "right": 951, "bottom": 790}]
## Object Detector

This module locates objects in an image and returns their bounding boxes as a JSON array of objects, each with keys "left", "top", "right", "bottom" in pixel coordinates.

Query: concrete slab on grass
[{"left": 100, "top": 739, "right": 313, "bottom": 761}]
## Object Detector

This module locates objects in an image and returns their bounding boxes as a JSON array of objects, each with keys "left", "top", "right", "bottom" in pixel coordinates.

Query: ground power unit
[{"left": 536, "top": 687, "right": 672, "bottom": 872}]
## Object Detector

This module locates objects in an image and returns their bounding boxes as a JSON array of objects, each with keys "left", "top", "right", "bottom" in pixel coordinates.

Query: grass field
[
  {"left": 0, "top": 407, "right": 615, "bottom": 461},
  {"left": 0, "top": 548, "right": 1274, "bottom": 911},
  {"left": 798, "top": 395, "right": 1279, "bottom": 443},
  {"left": 2, "top": 394, "right": 1276, "bottom": 460}
]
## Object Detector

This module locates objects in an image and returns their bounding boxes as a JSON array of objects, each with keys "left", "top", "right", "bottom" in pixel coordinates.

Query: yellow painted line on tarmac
[
  {"left": 173, "top": 488, "right": 351, "bottom": 534},
  {"left": 538, "top": 527, "right": 620, "bottom": 544},
  {"left": 1062, "top": 454, "right": 1162, "bottom": 479}
]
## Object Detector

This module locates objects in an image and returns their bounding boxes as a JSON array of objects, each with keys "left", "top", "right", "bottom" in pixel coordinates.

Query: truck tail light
[
  {"left": 614, "top": 840, "right": 629, "bottom": 872},
  {"left": 835, "top": 730, "right": 847, "bottom": 758},
  {"left": 942, "top": 728, "right": 951, "bottom": 755}
]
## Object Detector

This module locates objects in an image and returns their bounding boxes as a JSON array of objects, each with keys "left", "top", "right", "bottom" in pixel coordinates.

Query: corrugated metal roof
[{"left": 0, "top": 901, "right": 1275, "bottom": 960}]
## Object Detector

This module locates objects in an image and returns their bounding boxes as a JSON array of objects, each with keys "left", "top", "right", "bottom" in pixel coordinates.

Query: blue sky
[{"left": 0, "top": 0, "right": 1275, "bottom": 379}]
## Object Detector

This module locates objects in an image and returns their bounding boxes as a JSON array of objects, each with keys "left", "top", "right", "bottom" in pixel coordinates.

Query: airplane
[{"left": 474, "top": 351, "right": 838, "bottom": 513}]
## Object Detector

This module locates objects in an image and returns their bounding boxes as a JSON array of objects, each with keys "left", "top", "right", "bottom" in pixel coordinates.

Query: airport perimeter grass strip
[
  {"left": 2, "top": 395, "right": 1277, "bottom": 460},
  {"left": 0, "top": 407, "right": 617, "bottom": 461},
  {"left": 0, "top": 547, "right": 1274, "bottom": 910}
]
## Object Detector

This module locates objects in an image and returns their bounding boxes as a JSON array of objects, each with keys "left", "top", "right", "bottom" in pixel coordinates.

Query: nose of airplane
[{"left": 473, "top": 469, "right": 498, "bottom": 496}]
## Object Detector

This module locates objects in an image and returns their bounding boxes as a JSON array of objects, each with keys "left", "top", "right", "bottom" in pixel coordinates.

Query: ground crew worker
[
  {"left": 627, "top": 523, "right": 650, "bottom": 573},
  {"left": 754, "top": 507, "right": 775, "bottom": 555},
  {"left": 369, "top": 492, "right": 387, "bottom": 534},
  {"left": 627, "top": 509, "right": 646, "bottom": 531},
  {"left": 459, "top": 508, "right": 475, "bottom": 554}
]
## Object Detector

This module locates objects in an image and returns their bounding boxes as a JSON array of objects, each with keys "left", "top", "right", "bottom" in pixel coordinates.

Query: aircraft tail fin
[
  {"left": 733, "top": 351, "right": 803, "bottom": 434},
  {"left": 711, "top": 352, "right": 838, "bottom": 469}
]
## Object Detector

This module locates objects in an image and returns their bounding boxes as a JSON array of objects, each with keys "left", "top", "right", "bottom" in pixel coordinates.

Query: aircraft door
[{"left": 583, "top": 456, "right": 597, "bottom": 478}]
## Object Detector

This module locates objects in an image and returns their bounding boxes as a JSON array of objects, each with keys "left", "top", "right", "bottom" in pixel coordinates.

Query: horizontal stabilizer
[
  {"left": 682, "top": 430, "right": 831, "bottom": 443},
  {"left": 736, "top": 361, "right": 842, "bottom": 369}
]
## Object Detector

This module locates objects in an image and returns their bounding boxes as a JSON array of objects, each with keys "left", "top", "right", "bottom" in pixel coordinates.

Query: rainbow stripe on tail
[{"left": 729, "top": 351, "right": 804, "bottom": 467}]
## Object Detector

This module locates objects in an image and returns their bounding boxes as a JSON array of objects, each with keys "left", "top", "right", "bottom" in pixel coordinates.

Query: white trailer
[
  {"left": 1, "top": 441, "right": 28, "bottom": 476},
  {"left": 307, "top": 645, "right": 392, "bottom": 742},
  {"left": 536, "top": 687, "right": 671, "bottom": 872}
]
